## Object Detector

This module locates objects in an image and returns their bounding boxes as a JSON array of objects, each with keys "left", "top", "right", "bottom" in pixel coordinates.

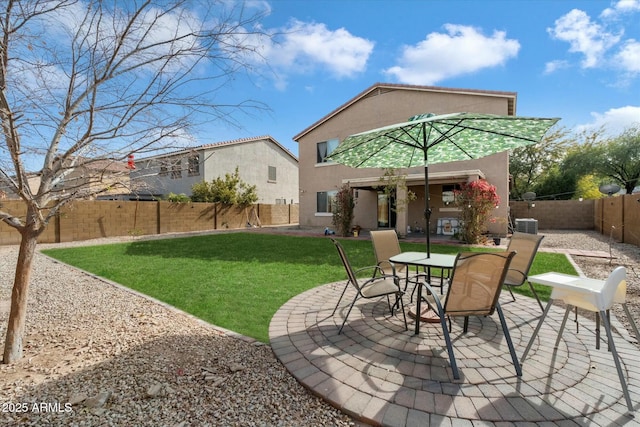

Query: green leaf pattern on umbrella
[{"left": 328, "top": 113, "right": 560, "bottom": 169}]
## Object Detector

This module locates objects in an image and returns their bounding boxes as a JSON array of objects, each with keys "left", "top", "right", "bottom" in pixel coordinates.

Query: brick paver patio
[{"left": 269, "top": 278, "right": 639, "bottom": 426}]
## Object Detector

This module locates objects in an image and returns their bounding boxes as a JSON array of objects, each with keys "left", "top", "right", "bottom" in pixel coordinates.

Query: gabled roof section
[
  {"left": 293, "top": 82, "right": 517, "bottom": 141},
  {"left": 137, "top": 135, "right": 298, "bottom": 162}
]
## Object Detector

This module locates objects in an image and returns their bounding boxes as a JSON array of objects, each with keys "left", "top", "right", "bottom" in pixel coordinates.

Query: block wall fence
[
  {"left": 0, "top": 200, "right": 299, "bottom": 246},
  {"left": 510, "top": 194, "right": 639, "bottom": 246},
  {"left": 1, "top": 196, "right": 637, "bottom": 246}
]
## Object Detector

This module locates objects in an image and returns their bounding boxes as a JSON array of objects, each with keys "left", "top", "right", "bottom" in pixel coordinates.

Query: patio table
[{"left": 389, "top": 252, "right": 456, "bottom": 334}]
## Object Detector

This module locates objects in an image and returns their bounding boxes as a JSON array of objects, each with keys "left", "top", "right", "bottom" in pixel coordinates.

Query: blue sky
[{"left": 207, "top": 0, "right": 640, "bottom": 157}]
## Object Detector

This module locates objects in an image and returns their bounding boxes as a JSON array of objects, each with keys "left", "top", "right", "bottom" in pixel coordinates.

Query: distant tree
[
  {"left": 575, "top": 175, "right": 605, "bottom": 200},
  {"left": 191, "top": 167, "right": 258, "bottom": 205},
  {"left": 591, "top": 127, "right": 640, "bottom": 194},
  {"left": 0, "top": 0, "right": 269, "bottom": 364},
  {"left": 531, "top": 129, "right": 607, "bottom": 200},
  {"left": 509, "top": 126, "right": 573, "bottom": 199}
]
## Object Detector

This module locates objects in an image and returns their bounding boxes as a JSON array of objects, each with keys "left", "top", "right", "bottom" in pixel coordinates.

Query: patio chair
[
  {"left": 502, "top": 232, "right": 545, "bottom": 311},
  {"left": 370, "top": 230, "right": 445, "bottom": 296},
  {"left": 420, "top": 251, "right": 521, "bottom": 380},
  {"left": 330, "top": 238, "right": 408, "bottom": 334}
]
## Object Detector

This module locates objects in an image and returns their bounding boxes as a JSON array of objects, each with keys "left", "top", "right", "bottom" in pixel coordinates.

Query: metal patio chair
[
  {"left": 419, "top": 251, "right": 520, "bottom": 380},
  {"left": 331, "top": 238, "right": 408, "bottom": 334},
  {"left": 502, "top": 232, "right": 545, "bottom": 311}
]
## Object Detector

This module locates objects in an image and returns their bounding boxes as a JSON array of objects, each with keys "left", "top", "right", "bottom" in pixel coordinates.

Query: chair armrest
[
  {"left": 355, "top": 265, "right": 397, "bottom": 280},
  {"left": 504, "top": 269, "right": 526, "bottom": 286},
  {"left": 356, "top": 265, "right": 401, "bottom": 288},
  {"left": 420, "top": 281, "right": 445, "bottom": 313}
]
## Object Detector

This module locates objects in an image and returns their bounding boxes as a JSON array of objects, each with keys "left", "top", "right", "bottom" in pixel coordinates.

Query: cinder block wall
[
  {"left": 259, "top": 204, "right": 297, "bottom": 225},
  {"left": 622, "top": 196, "right": 640, "bottom": 246},
  {"left": 6, "top": 197, "right": 636, "bottom": 246},
  {"left": 595, "top": 195, "right": 640, "bottom": 245},
  {"left": 158, "top": 202, "right": 215, "bottom": 234},
  {"left": 509, "top": 199, "right": 595, "bottom": 230},
  {"left": 58, "top": 200, "right": 158, "bottom": 242},
  {"left": 0, "top": 200, "right": 299, "bottom": 245}
]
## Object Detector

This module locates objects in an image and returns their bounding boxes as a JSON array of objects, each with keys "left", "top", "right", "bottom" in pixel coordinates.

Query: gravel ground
[{"left": 0, "top": 229, "right": 638, "bottom": 426}]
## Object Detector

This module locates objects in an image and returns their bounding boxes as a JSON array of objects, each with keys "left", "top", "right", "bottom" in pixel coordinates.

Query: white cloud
[
  {"left": 544, "top": 59, "right": 570, "bottom": 74},
  {"left": 255, "top": 19, "right": 374, "bottom": 87},
  {"left": 575, "top": 106, "right": 640, "bottom": 135},
  {"left": 383, "top": 24, "right": 520, "bottom": 85},
  {"left": 548, "top": 9, "right": 621, "bottom": 69},
  {"left": 601, "top": 0, "right": 640, "bottom": 18},
  {"left": 615, "top": 39, "right": 640, "bottom": 73}
]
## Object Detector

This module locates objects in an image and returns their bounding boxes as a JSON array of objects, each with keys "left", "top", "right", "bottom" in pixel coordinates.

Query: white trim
[
  {"left": 341, "top": 169, "right": 485, "bottom": 187},
  {"left": 314, "top": 162, "right": 336, "bottom": 168}
]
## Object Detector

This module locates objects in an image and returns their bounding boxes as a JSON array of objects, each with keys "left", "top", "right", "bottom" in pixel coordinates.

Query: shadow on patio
[{"left": 269, "top": 281, "right": 640, "bottom": 426}]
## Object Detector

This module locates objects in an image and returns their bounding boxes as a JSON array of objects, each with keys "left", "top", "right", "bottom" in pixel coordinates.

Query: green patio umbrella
[{"left": 327, "top": 112, "right": 559, "bottom": 257}]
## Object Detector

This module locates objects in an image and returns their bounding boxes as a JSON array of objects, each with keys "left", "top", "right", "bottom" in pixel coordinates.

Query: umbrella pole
[{"left": 424, "top": 165, "right": 431, "bottom": 257}]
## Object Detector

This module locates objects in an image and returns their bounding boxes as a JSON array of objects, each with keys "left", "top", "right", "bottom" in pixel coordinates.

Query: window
[
  {"left": 317, "top": 190, "right": 337, "bottom": 213},
  {"left": 159, "top": 160, "right": 168, "bottom": 176},
  {"left": 188, "top": 155, "right": 200, "bottom": 177},
  {"left": 316, "top": 138, "right": 339, "bottom": 163},
  {"left": 171, "top": 159, "right": 181, "bottom": 179},
  {"left": 442, "top": 184, "right": 460, "bottom": 205},
  {"left": 268, "top": 166, "right": 276, "bottom": 182}
]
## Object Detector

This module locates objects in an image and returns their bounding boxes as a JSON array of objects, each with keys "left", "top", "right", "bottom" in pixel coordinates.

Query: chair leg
[
  {"left": 506, "top": 285, "right": 516, "bottom": 302},
  {"left": 332, "top": 280, "right": 351, "bottom": 316},
  {"left": 338, "top": 294, "right": 359, "bottom": 334},
  {"left": 522, "top": 300, "right": 553, "bottom": 362},
  {"left": 438, "top": 311, "right": 459, "bottom": 380},
  {"left": 600, "top": 310, "right": 634, "bottom": 413},
  {"left": 596, "top": 312, "right": 601, "bottom": 350},
  {"left": 398, "top": 292, "right": 408, "bottom": 331},
  {"left": 496, "top": 302, "right": 522, "bottom": 377},
  {"left": 527, "top": 280, "right": 545, "bottom": 312},
  {"left": 554, "top": 305, "right": 573, "bottom": 349},
  {"left": 622, "top": 303, "right": 640, "bottom": 345}
]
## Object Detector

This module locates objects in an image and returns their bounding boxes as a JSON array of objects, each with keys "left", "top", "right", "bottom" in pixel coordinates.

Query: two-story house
[
  {"left": 294, "top": 83, "right": 517, "bottom": 236},
  {"left": 131, "top": 136, "right": 299, "bottom": 204}
]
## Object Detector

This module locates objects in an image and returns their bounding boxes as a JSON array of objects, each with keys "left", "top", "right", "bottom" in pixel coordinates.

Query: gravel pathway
[{"left": 0, "top": 229, "right": 638, "bottom": 426}]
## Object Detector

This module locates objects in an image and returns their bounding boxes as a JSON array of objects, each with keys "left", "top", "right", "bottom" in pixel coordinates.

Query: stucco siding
[
  {"left": 132, "top": 137, "right": 298, "bottom": 204},
  {"left": 297, "top": 84, "right": 514, "bottom": 230}
]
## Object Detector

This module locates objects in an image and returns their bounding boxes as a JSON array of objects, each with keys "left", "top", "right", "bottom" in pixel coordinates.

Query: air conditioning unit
[{"left": 515, "top": 218, "right": 538, "bottom": 234}]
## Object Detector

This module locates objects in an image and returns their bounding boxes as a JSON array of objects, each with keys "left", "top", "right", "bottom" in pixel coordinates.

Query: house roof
[
  {"left": 137, "top": 135, "right": 298, "bottom": 163},
  {"left": 293, "top": 82, "right": 518, "bottom": 141}
]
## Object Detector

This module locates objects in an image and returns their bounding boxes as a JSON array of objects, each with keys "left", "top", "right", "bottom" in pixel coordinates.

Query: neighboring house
[
  {"left": 131, "top": 136, "right": 299, "bottom": 204},
  {"left": 0, "top": 158, "right": 130, "bottom": 200},
  {"left": 294, "top": 83, "right": 517, "bottom": 236}
]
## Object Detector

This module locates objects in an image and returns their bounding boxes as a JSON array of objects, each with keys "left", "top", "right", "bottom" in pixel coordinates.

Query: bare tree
[{"left": 0, "top": 0, "right": 269, "bottom": 363}]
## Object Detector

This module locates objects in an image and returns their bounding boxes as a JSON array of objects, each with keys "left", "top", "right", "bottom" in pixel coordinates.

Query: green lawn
[{"left": 41, "top": 232, "right": 576, "bottom": 342}]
